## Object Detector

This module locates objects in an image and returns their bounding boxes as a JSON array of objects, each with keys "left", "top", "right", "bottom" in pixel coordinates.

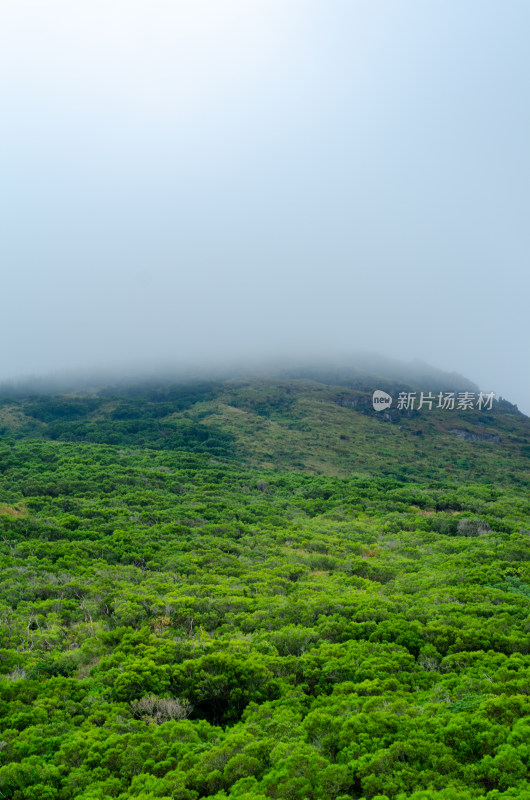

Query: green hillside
[
  {"left": 0, "top": 371, "right": 528, "bottom": 484},
  {"left": 0, "top": 369, "right": 529, "bottom": 799}
]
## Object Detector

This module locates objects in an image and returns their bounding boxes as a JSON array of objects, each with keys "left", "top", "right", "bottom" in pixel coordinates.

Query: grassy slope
[{"left": 175, "top": 378, "right": 529, "bottom": 483}]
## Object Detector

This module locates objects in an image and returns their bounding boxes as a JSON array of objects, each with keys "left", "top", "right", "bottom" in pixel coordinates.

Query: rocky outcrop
[{"left": 447, "top": 428, "right": 501, "bottom": 443}]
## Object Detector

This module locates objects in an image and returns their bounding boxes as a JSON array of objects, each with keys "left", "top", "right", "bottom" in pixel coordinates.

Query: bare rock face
[{"left": 447, "top": 428, "right": 501, "bottom": 443}]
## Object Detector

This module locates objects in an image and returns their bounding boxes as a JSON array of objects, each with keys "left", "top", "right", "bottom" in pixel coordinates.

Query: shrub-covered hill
[
  {"left": 0, "top": 371, "right": 529, "bottom": 799},
  {"left": 0, "top": 370, "right": 528, "bottom": 484}
]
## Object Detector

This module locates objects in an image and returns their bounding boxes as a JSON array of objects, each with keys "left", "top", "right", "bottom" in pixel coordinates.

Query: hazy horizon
[{"left": 1, "top": 2, "right": 529, "bottom": 413}]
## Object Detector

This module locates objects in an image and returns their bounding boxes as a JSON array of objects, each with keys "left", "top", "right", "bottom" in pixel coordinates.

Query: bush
[{"left": 130, "top": 694, "right": 193, "bottom": 724}]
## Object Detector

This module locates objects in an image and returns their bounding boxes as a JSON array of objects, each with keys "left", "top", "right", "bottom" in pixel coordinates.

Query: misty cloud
[{"left": 1, "top": 1, "right": 529, "bottom": 412}]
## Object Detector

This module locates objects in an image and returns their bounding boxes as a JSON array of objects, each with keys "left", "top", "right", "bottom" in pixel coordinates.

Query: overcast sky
[{"left": 1, "top": 1, "right": 529, "bottom": 412}]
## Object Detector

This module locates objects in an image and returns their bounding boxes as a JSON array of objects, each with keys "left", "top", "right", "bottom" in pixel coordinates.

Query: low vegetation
[{"left": 0, "top": 374, "right": 528, "bottom": 798}]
